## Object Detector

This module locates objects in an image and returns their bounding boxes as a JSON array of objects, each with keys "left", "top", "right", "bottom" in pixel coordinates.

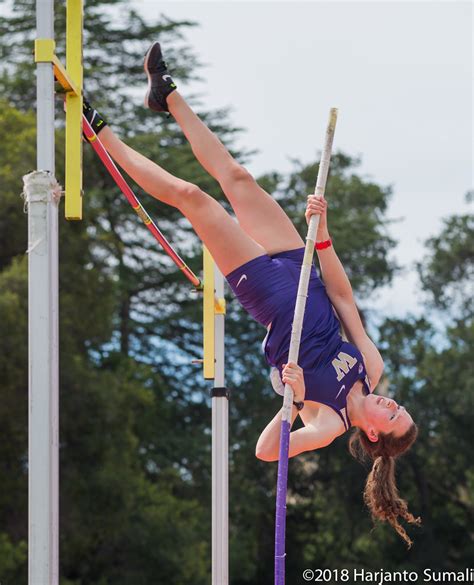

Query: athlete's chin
[
  {"left": 363, "top": 393, "right": 381, "bottom": 419},
  {"left": 365, "top": 393, "right": 379, "bottom": 407}
]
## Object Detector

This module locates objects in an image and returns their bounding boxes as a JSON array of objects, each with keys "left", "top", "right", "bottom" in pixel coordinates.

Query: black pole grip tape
[{"left": 211, "top": 387, "right": 231, "bottom": 399}]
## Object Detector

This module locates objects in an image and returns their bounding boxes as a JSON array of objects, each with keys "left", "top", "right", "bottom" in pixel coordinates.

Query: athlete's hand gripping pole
[{"left": 274, "top": 108, "right": 338, "bottom": 585}]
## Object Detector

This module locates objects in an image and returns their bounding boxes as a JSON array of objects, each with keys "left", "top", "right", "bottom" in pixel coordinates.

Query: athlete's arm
[
  {"left": 255, "top": 405, "right": 302, "bottom": 461},
  {"left": 256, "top": 363, "right": 305, "bottom": 460},
  {"left": 305, "top": 195, "right": 353, "bottom": 299},
  {"left": 256, "top": 409, "right": 343, "bottom": 461},
  {"left": 331, "top": 297, "right": 384, "bottom": 389},
  {"left": 289, "top": 412, "right": 343, "bottom": 458},
  {"left": 306, "top": 195, "right": 384, "bottom": 389},
  {"left": 256, "top": 364, "right": 344, "bottom": 461}
]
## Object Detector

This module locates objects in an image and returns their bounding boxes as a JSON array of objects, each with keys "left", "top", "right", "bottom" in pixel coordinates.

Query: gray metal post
[
  {"left": 212, "top": 267, "right": 228, "bottom": 585},
  {"left": 29, "top": 1, "right": 59, "bottom": 583}
]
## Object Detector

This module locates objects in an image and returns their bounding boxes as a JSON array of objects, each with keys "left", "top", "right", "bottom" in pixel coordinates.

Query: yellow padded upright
[
  {"left": 203, "top": 246, "right": 216, "bottom": 379},
  {"left": 65, "top": 0, "right": 83, "bottom": 220}
]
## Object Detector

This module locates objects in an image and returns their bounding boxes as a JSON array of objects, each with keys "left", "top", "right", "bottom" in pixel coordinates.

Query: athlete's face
[{"left": 364, "top": 394, "right": 413, "bottom": 441}]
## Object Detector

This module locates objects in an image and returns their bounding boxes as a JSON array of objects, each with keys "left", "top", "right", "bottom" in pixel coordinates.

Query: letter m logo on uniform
[{"left": 332, "top": 352, "right": 358, "bottom": 381}]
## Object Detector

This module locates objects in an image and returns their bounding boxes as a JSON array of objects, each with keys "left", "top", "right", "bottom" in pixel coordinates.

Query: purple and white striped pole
[{"left": 274, "top": 108, "right": 338, "bottom": 585}]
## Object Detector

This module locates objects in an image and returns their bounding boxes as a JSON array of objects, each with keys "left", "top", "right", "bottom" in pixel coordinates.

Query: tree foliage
[
  {"left": 0, "top": 1, "right": 472, "bottom": 583},
  {"left": 417, "top": 207, "right": 473, "bottom": 319}
]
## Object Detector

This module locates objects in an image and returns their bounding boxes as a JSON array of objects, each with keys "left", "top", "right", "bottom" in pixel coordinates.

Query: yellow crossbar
[{"left": 34, "top": 39, "right": 80, "bottom": 95}]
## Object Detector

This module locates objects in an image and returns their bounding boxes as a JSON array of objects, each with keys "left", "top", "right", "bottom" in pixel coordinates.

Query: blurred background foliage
[{"left": 0, "top": 1, "right": 472, "bottom": 583}]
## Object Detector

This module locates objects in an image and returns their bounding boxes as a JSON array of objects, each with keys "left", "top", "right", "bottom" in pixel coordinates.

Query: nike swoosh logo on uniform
[
  {"left": 236, "top": 274, "right": 248, "bottom": 287},
  {"left": 335, "top": 385, "right": 346, "bottom": 399},
  {"left": 162, "top": 74, "right": 172, "bottom": 81}
]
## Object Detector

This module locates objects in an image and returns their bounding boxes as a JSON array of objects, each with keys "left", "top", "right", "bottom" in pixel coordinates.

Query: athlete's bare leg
[
  {"left": 98, "top": 126, "right": 265, "bottom": 275},
  {"left": 166, "top": 91, "right": 304, "bottom": 255}
]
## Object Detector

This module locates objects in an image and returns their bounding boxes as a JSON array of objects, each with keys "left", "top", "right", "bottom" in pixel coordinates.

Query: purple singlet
[{"left": 226, "top": 247, "right": 370, "bottom": 429}]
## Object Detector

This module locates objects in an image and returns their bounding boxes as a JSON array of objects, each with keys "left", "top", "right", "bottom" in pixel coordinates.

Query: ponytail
[{"left": 349, "top": 425, "right": 420, "bottom": 547}]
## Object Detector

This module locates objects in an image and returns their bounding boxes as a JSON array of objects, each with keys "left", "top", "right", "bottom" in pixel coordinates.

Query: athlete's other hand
[
  {"left": 305, "top": 194, "right": 328, "bottom": 238},
  {"left": 281, "top": 362, "right": 306, "bottom": 403}
]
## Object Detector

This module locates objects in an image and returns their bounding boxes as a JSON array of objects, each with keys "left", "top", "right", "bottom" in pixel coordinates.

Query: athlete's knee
[
  {"left": 176, "top": 181, "right": 203, "bottom": 201},
  {"left": 222, "top": 163, "right": 255, "bottom": 188},
  {"left": 176, "top": 181, "right": 209, "bottom": 211}
]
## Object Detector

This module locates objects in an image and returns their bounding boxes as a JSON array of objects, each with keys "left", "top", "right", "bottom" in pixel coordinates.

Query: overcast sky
[
  {"left": 6, "top": 1, "right": 469, "bottom": 320},
  {"left": 130, "top": 1, "right": 472, "bottom": 320}
]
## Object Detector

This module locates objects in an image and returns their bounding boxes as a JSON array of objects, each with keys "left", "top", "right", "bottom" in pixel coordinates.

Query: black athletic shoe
[
  {"left": 144, "top": 41, "right": 177, "bottom": 112},
  {"left": 83, "top": 98, "right": 107, "bottom": 135}
]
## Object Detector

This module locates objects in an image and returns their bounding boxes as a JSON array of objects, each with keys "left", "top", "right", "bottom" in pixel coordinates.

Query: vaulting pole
[{"left": 274, "top": 108, "right": 338, "bottom": 585}]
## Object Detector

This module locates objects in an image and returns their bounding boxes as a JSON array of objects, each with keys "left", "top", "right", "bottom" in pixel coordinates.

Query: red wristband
[{"left": 315, "top": 238, "right": 332, "bottom": 250}]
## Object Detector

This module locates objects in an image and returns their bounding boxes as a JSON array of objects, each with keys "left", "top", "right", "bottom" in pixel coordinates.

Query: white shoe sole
[{"left": 143, "top": 41, "right": 159, "bottom": 108}]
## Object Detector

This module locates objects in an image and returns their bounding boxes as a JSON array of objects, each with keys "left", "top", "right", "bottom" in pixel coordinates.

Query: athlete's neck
[{"left": 346, "top": 380, "right": 369, "bottom": 428}]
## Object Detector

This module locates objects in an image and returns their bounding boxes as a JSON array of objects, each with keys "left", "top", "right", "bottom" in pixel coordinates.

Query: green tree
[
  {"left": 417, "top": 200, "right": 473, "bottom": 319},
  {"left": 0, "top": 259, "right": 29, "bottom": 585},
  {"left": 0, "top": 102, "right": 35, "bottom": 269},
  {"left": 374, "top": 205, "right": 474, "bottom": 569},
  {"left": 0, "top": 2, "right": 429, "bottom": 583}
]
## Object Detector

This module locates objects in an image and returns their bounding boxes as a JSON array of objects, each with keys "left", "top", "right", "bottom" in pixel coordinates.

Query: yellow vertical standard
[
  {"left": 203, "top": 246, "right": 215, "bottom": 379},
  {"left": 65, "top": 0, "right": 84, "bottom": 220}
]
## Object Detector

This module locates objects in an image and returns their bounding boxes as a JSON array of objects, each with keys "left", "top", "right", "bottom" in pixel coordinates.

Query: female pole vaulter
[{"left": 83, "top": 42, "right": 420, "bottom": 546}]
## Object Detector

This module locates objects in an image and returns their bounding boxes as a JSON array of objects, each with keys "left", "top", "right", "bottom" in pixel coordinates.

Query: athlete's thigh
[
  {"left": 180, "top": 192, "right": 267, "bottom": 277},
  {"left": 225, "top": 179, "right": 304, "bottom": 255}
]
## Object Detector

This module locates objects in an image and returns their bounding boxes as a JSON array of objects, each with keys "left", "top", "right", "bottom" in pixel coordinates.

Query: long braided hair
[{"left": 348, "top": 425, "right": 421, "bottom": 546}]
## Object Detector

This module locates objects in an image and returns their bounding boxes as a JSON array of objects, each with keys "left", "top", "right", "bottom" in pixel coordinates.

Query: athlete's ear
[{"left": 367, "top": 427, "right": 378, "bottom": 443}]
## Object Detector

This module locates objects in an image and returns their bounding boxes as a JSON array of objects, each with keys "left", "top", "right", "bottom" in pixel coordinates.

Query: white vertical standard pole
[
  {"left": 212, "top": 266, "right": 228, "bottom": 585},
  {"left": 28, "top": 1, "right": 60, "bottom": 583}
]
